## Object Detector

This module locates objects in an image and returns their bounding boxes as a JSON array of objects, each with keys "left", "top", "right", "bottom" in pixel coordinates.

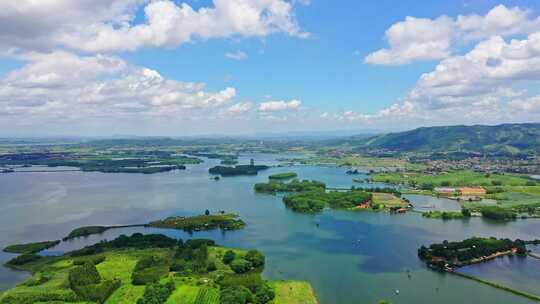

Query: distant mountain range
[{"left": 352, "top": 123, "right": 540, "bottom": 154}]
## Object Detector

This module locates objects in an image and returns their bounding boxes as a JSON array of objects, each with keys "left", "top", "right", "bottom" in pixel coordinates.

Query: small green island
[
  {"left": 268, "top": 172, "right": 298, "bottom": 180},
  {"left": 147, "top": 213, "right": 246, "bottom": 232},
  {"left": 0, "top": 233, "right": 317, "bottom": 304},
  {"left": 209, "top": 164, "right": 269, "bottom": 177},
  {"left": 3, "top": 240, "right": 61, "bottom": 254}
]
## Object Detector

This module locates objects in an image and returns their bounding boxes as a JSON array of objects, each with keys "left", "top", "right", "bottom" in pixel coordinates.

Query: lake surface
[
  {"left": 1, "top": 154, "right": 540, "bottom": 303},
  {"left": 458, "top": 255, "right": 540, "bottom": 296}
]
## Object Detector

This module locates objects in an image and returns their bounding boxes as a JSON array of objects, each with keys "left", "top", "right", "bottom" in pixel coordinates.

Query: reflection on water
[
  {"left": 0, "top": 153, "right": 539, "bottom": 304},
  {"left": 405, "top": 194, "right": 462, "bottom": 212}
]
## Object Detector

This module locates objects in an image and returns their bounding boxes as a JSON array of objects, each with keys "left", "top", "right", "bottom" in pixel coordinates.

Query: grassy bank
[{"left": 271, "top": 281, "right": 318, "bottom": 304}]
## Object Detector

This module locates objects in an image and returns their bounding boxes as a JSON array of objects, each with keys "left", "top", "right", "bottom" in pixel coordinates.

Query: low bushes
[
  {"left": 68, "top": 261, "right": 120, "bottom": 303},
  {"left": 222, "top": 250, "right": 235, "bottom": 264},
  {"left": 132, "top": 256, "right": 170, "bottom": 285},
  {"left": 170, "top": 239, "right": 212, "bottom": 275},
  {"left": 73, "top": 255, "right": 106, "bottom": 266},
  {"left": 218, "top": 273, "right": 275, "bottom": 304},
  {"left": 245, "top": 250, "right": 265, "bottom": 268},
  {"left": 6, "top": 253, "right": 41, "bottom": 266},
  {"left": 72, "top": 279, "right": 121, "bottom": 303},
  {"left": 68, "top": 261, "right": 100, "bottom": 288},
  {"left": 230, "top": 259, "right": 252, "bottom": 274},
  {"left": 137, "top": 281, "right": 175, "bottom": 304},
  {"left": 0, "top": 290, "right": 79, "bottom": 304},
  {"left": 480, "top": 206, "right": 517, "bottom": 220},
  {"left": 220, "top": 286, "right": 254, "bottom": 304}
]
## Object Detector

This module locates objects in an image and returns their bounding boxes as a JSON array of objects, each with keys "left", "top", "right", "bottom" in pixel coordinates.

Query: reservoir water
[{"left": 1, "top": 154, "right": 539, "bottom": 303}]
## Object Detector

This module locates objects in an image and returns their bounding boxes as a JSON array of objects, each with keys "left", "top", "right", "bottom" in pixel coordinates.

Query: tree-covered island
[
  {"left": 209, "top": 163, "right": 269, "bottom": 177},
  {"left": 268, "top": 172, "right": 298, "bottom": 180},
  {"left": 147, "top": 213, "right": 246, "bottom": 231},
  {"left": 418, "top": 237, "right": 540, "bottom": 271},
  {"left": 254, "top": 178, "right": 408, "bottom": 213}
]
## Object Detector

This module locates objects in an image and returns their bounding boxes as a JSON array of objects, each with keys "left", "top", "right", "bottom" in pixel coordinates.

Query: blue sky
[{"left": 1, "top": 0, "right": 540, "bottom": 136}]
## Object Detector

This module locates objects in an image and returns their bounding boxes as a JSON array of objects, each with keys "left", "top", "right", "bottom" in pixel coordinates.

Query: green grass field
[
  {"left": 271, "top": 281, "right": 318, "bottom": 304},
  {"left": 372, "top": 192, "right": 406, "bottom": 207},
  {"left": 166, "top": 285, "right": 201, "bottom": 304},
  {"left": 372, "top": 170, "right": 532, "bottom": 187}
]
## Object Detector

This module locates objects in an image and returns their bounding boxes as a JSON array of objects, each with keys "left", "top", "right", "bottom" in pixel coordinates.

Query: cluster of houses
[
  {"left": 434, "top": 186, "right": 487, "bottom": 201},
  {"left": 425, "top": 157, "right": 540, "bottom": 175}
]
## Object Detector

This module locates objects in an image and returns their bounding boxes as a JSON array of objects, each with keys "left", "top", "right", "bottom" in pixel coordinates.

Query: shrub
[
  {"left": 132, "top": 266, "right": 169, "bottom": 285},
  {"left": 481, "top": 206, "right": 517, "bottom": 220},
  {"left": 526, "top": 181, "right": 537, "bottom": 186},
  {"left": 207, "top": 260, "right": 217, "bottom": 272},
  {"left": 68, "top": 262, "right": 101, "bottom": 288},
  {"left": 254, "top": 283, "right": 275, "bottom": 304},
  {"left": 72, "top": 279, "right": 121, "bottom": 303},
  {"left": 170, "top": 259, "right": 188, "bottom": 272},
  {"left": 0, "top": 290, "right": 79, "bottom": 304},
  {"left": 245, "top": 250, "right": 265, "bottom": 268},
  {"left": 6, "top": 253, "right": 41, "bottom": 266},
  {"left": 134, "top": 256, "right": 167, "bottom": 272},
  {"left": 132, "top": 256, "right": 170, "bottom": 285},
  {"left": 20, "top": 274, "right": 51, "bottom": 287},
  {"left": 137, "top": 281, "right": 175, "bottom": 304},
  {"left": 185, "top": 239, "right": 216, "bottom": 248},
  {"left": 420, "top": 183, "right": 434, "bottom": 191},
  {"left": 73, "top": 256, "right": 106, "bottom": 266},
  {"left": 222, "top": 250, "right": 236, "bottom": 264},
  {"left": 218, "top": 273, "right": 264, "bottom": 292},
  {"left": 230, "top": 259, "right": 251, "bottom": 274},
  {"left": 220, "top": 286, "right": 253, "bottom": 304}
]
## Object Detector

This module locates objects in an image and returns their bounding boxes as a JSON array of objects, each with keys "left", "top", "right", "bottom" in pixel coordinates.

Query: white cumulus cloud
[
  {"left": 365, "top": 5, "right": 540, "bottom": 65},
  {"left": 0, "top": 0, "right": 308, "bottom": 53},
  {"left": 0, "top": 51, "right": 237, "bottom": 121},
  {"left": 258, "top": 99, "right": 302, "bottom": 111}
]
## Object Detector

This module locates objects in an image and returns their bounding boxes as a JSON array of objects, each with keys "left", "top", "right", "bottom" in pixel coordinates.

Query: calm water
[
  {"left": 458, "top": 255, "right": 540, "bottom": 296},
  {"left": 1, "top": 154, "right": 540, "bottom": 304}
]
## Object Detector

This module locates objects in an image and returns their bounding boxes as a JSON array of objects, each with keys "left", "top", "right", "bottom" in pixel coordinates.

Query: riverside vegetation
[
  {"left": 373, "top": 170, "right": 540, "bottom": 220},
  {"left": 0, "top": 233, "right": 317, "bottom": 304},
  {"left": 254, "top": 178, "right": 407, "bottom": 213}
]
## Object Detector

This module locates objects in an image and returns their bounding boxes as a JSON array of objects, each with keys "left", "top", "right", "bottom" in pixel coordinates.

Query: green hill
[{"left": 355, "top": 123, "right": 540, "bottom": 154}]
